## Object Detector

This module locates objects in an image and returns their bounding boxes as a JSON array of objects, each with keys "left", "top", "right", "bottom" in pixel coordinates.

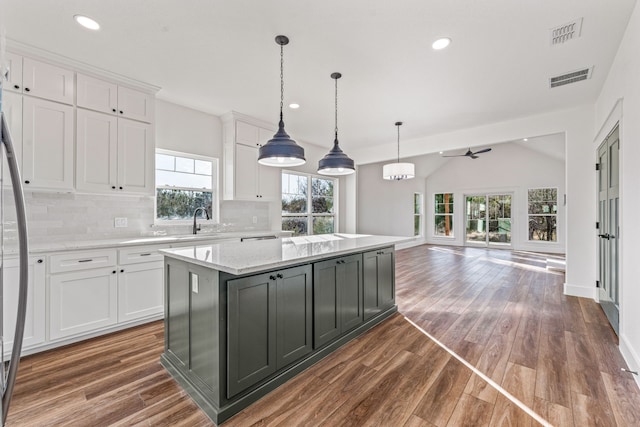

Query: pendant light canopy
[
  {"left": 382, "top": 122, "right": 415, "bottom": 180},
  {"left": 258, "top": 35, "right": 306, "bottom": 167},
  {"left": 318, "top": 72, "right": 355, "bottom": 176}
]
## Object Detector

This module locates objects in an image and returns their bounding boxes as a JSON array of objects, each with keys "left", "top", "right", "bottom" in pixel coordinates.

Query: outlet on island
[
  {"left": 252, "top": 216, "right": 258, "bottom": 224},
  {"left": 114, "top": 217, "right": 128, "bottom": 228}
]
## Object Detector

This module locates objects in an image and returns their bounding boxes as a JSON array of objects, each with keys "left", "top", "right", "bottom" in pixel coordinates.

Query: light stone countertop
[
  {"left": 160, "top": 234, "right": 414, "bottom": 276},
  {"left": 18, "top": 230, "right": 287, "bottom": 255}
]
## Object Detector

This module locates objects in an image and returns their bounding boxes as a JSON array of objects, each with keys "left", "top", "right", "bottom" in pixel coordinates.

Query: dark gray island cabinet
[{"left": 159, "top": 234, "right": 407, "bottom": 425}]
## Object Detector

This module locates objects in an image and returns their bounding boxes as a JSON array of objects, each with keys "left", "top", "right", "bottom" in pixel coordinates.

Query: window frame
[
  {"left": 527, "top": 187, "right": 558, "bottom": 242},
  {"left": 414, "top": 192, "right": 423, "bottom": 237},
  {"left": 154, "top": 148, "right": 219, "bottom": 225},
  {"left": 281, "top": 170, "right": 338, "bottom": 236},
  {"left": 434, "top": 192, "right": 454, "bottom": 238}
]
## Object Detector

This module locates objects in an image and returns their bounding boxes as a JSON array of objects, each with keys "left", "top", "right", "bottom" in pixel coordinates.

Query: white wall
[
  {"left": 595, "top": 1, "right": 640, "bottom": 387},
  {"left": 425, "top": 142, "right": 565, "bottom": 253},
  {"left": 357, "top": 162, "right": 425, "bottom": 239}
]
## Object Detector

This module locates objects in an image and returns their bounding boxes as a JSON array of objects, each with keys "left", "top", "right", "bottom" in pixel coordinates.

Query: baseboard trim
[
  {"left": 563, "top": 282, "right": 596, "bottom": 299},
  {"left": 619, "top": 333, "right": 640, "bottom": 390}
]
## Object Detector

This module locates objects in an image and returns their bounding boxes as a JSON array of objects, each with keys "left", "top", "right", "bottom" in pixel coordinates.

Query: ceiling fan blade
[
  {"left": 442, "top": 154, "right": 467, "bottom": 158},
  {"left": 472, "top": 148, "right": 492, "bottom": 155}
]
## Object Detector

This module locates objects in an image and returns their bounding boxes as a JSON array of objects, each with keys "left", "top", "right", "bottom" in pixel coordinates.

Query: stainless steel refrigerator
[{"left": 0, "top": 25, "right": 31, "bottom": 426}]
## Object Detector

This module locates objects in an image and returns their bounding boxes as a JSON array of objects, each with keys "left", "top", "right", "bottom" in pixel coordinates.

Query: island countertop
[{"left": 159, "top": 233, "right": 412, "bottom": 275}]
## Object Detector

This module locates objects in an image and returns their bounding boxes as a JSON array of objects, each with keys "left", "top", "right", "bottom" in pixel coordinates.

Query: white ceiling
[{"left": 1, "top": 0, "right": 636, "bottom": 157}]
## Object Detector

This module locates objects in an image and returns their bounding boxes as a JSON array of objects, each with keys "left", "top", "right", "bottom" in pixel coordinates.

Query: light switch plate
[
  {"left": 191, "top": 273, "right": 199, "bottom": 293},
  {"left": 114, "top": 217, "right": 128, "bottom": 228}
]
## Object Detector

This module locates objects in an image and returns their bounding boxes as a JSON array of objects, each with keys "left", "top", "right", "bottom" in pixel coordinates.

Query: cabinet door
[
  {"left": 2, "top": 257, "right": 46, "bottom": 358},
  {"left": 117, "top": 86, "right": 153, "bottom": 123},
  {"left": 227, "top": 273, "right": 276, "bottom": 398},
  {"left": 257, "top": 163, "right": 281, "bottom": 201},
  {"left": 117, "top": 118, "right": 153, "bottom": 194},
  {"left": 49, "top": 267, "right": 118, "bottom": 340},
  {"left": 76, "top": 109, "right": 118, "bottom": 192},
  {"left": 234, "top": 143, "right": 259, "bottom": 200},
  {"left": 3, "top": 52, "right": 23, "bottom": 93},
  {"left": 1, "top": 91, "right": 22, "bottom": 186},
  {"left": 22, "top": 97, "right": 74, "bottom": 190},
  {"left": 276, "top": 265, "right": 312, "bottom": 369},
  {"left": 117, "top": 261, "right": 164, "bottom": 322},
  {"left": 363, "top": 248, "right": 395, "bottom": 320},
  {"left": 235, "top": 120, "right": 260, "bottom": 147},
  {"left": 77, "top": 74, "right": 118, "bottom": 115},
  {"left": 313, "top": 259, "right": 341, "bottom": 348},
  {"left": 22, "top": 57, "right": 74, "bottom": 104},
  {"left": 341, "top": 254, "right": 364, "bottom": 332}
]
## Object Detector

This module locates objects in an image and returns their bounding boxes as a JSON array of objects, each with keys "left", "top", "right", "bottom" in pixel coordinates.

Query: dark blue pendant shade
[
  {"left": 317, "top": 138, "right": 355, "bottom": 175},
  {"left": 258, "top": 118, "right": 306, "bottom": 167}
]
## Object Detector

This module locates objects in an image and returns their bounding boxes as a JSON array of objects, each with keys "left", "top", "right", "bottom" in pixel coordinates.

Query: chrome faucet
[{"left": 192, "top": 207, "right": 210, "bottom": 234}]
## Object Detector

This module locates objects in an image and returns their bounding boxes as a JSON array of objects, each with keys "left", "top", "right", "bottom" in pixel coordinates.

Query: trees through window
[
  {"left": 282, "top": 172, "right": 336, "bottom": 236},
  {"left": 434, "top": 193, "right": 454, "bottom": 237},
  {"left": 528, "top": 188, "right": 557, "bottom": 241}
]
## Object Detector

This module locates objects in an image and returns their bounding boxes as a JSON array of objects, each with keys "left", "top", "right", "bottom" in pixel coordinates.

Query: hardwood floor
[{"left": 6, "top": 244, "right": 640, "bottom": 426}]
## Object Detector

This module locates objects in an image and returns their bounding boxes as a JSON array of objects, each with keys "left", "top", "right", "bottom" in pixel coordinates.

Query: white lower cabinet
[
  {"left": 2, "top": 256, "right": 46, "bottom": 358},
  {"left": 49, "top": 266, "right": 118, "bottom": 340},
  {"left": 117, "top": 260, "right": 164, "bottom": 322}
]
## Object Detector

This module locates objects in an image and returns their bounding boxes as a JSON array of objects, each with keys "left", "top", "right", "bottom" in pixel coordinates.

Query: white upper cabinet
[
  {"left": 76, "top": 73, "right": 118, "bottom": 115},
  {"left": 223, "top": 115, "right": 281, "bottom": 201},
  {"left": 76, "top": 108, "right": 153, "bottom": 194},
  {"left": 117, "top": 86, "right": 154, "bottom": 123},
  {"left": 4, "top": 51, "right": 23, "bottom": 93},
  {"left": 7, "top": 55, "right": 75, "bottom": 105},
  {"left": 77, "top": 73, "right": 153, "bottom": 123},
  {"left": 22, "top": 96, "right": 74, "bottom": 190}
]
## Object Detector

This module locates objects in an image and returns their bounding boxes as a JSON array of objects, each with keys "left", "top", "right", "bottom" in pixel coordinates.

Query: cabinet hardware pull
[
  {"left": 24, "top": 180, "right": 30, "bottom": 184},
  {"left": 112, "top": 186, "right": 116, "bottom": 189},
  {"left": 112, "top": 108, "right": 116, "bottom": 113},
  {"left": 276, "top": 273, "right": 283, "bottom": 279},
  {"left": 120, "top": 269, "right": 124, "bottom": 273},
  {"left": 112, "top": 270, "right": 116, "bottom": 274},
  {"left": 269, "top": 275, "right": 276, "bottom": 280},
  {"left": 78, "top": 259, "right": 93, "bottom": 263},
  {"left": 13, "top": 85, "right": 19, "bottom": 90},
  {"left": 37, "top": 259, "right": 43, "bottom": 263},
  {"left": 119, "top": 110, "right": 123, "bottom": 114},
  {"left": 140, "top": 253, "right": 152, "bottom": 256},
  {"left": 119, "top": 186, "right": 123, "bottom": 190},
  {"left": 24, "top": 87, "right": 30, "bottom": 92}
]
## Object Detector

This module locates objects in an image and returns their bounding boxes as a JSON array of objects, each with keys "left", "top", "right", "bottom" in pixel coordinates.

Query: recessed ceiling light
[
  {"left": 523, "top": 138, "right": 529, "bottom": 141},
  {"left": 432, "top": 37, "right": 451, "bottom": 50},
  {"left": 289, "top": 103, "right": 300, "bottom": 109},
  {"left": 74, "top": 15, "right": 100, "bottom": 31},
  {"left": 439, "top": 151, "right": 443, "bottom": 154}
]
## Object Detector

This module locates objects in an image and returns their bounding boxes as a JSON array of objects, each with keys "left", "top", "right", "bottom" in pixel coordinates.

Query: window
[
  {"left": 414, "top": 193, "right": 423, "bottom": 236},
  {"left": 155, "top": 149, "right": 218, "bottom": 222},
  {"left": 434, "top": 193, "right": 454, "bottom": 237},
  {"left": 528, "top": 188, "right": 557, "bottom": 241},
  {"left": 282, "top": 172, "right": 336, "bottom": 236}
]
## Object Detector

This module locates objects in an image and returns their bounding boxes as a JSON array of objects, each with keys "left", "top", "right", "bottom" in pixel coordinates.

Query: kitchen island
[{"left": 160, "top": 233, "right": 410, "bottom": 424}]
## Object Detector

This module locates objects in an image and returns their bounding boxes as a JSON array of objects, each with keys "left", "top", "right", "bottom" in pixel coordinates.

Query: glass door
[{"left": 465, "top": 194, "right": 512, "bottom": 247}]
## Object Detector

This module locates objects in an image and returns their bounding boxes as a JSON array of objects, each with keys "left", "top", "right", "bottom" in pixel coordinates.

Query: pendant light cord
[
  {"left": 397, "top": 124, "right": 400, "bottom": 163},
  {"left": 334, "top": 77, "right": 339, "bottom": 142},
  {"left": 280, "top": 43, "right": 284, "bottom": 122}
]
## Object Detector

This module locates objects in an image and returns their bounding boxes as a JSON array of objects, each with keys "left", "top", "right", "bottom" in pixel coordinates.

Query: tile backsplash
[{"left": 2, "top": 190, "right": 272, "bottom": 247}]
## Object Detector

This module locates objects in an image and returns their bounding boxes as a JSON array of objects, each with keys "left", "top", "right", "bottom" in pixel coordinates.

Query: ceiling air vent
[
  {"left": 549, "top": 67, "right": 593, "bottom": 88},
  {"left": 550, "top": 18, "right": 583, "bottom": 45}
]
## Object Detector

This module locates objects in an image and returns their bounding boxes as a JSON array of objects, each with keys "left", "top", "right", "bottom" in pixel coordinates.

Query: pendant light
[
  {"left": 258, "top": 35, "right": 306, "bottom": 167},
  {"left": 318, "top": 72, "right": 355, "bottom": 176},
  {"left": 382, "top": 122, "right": 415, "bottom": 180}
]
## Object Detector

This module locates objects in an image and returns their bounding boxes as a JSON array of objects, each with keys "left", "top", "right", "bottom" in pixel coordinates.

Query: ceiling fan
[{"left": 442, "top": 147, "right": 492, "bottom": 159}]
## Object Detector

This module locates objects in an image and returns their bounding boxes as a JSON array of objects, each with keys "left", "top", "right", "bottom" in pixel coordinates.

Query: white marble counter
[
  {"left": 19, "top": 230, "right": 288, "bottom": 255},
  {"left": 160, "top": 234, "right": 414, "bottom": 275}
]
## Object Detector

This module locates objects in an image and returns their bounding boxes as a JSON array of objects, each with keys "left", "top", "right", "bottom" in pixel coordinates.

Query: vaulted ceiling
[{"left": 2, "top": 0, "right": 636, "bottom": 157}]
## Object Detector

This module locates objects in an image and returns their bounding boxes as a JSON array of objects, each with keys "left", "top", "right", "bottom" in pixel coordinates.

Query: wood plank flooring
[{"left": 6, "top": 244, "right": 640, "bottom": 426}]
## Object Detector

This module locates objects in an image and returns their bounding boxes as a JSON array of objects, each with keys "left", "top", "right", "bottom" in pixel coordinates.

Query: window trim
[
  {"left": 281, "top": 170, "right": 338, "bottom": 235},
  {"left": 154, "top": 148, "right": 219, "bottom": 225},
  {"left": 433, "top": 192, "right": 455, "bottom": 238},
  {"left": 527, "top": 187, "right": 558, "bottom": 243},
  {"left": 414, "top": 192, "right": 423, "bottom": 237}
]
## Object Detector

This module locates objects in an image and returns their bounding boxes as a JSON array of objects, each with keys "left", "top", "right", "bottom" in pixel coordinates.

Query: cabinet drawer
[
  {"left": 49, "top": 249, "right": 117, "bottom": 273},
  {"left": 118, "top": 245, "right": 167, "bottom": 265}
]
